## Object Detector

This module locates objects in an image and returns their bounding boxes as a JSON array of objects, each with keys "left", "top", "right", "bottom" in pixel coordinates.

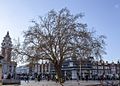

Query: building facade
[{"left": 16, "top": 57, "right": 120, "bottom": 80}]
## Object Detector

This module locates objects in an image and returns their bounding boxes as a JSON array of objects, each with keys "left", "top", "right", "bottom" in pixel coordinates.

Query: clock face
[{"left": 6, "top": 37, "right": 10, "bottom": 41}]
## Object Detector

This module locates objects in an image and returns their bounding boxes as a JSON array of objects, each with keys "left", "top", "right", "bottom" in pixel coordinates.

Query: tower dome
[{"left": 1, "top": 31, "right": 12, "bottom": 48}]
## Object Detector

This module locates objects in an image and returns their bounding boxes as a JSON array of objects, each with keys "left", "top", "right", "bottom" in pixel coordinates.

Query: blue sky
[{"left": 0, "top": 0, "right": 120, "bottom": 62}]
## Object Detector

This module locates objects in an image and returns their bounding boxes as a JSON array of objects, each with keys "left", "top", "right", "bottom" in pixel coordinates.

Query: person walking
[{"left": 26, "top": 74, "right": 29, "bottom": 83}]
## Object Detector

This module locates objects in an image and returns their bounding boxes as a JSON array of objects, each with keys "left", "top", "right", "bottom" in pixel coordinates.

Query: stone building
[
  {"left": 16, "top": 56, "right": 120, "bottom": 80},
  {"left": 1, "top": 32, "right": 17, "bottom": 79}
]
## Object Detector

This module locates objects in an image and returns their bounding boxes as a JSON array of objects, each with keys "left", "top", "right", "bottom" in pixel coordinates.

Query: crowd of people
[
  {"left": 17, "top": 73, "right": 51, "bottom": 82},
  {"left": 2, "top": 73, "right": 120, "bottom": 83},
  {"left": 2, "top": 73, "right": 16, "bottom": 80}
]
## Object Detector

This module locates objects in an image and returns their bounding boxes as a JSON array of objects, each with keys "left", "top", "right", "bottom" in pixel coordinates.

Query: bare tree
[{"left": 13, "top": 8, "right": 106, "bottom": 85}]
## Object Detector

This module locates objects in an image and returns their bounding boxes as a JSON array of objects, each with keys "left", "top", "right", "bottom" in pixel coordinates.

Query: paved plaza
[
  {"left": 3, "top": 80, "right": 101, "bottom": 86},
  {"left": 21, "top": 80, "right": 100, "bottom": 86},
  {"left": 2, "top": 80, "right": 120, "bottom": 86}
]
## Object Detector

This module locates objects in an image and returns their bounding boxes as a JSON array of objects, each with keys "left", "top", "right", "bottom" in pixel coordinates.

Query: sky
[{"left": 0, "top": 0, "right": 120, "bottom": 63}]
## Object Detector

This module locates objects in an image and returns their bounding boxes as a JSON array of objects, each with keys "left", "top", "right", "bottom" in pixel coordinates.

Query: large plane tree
[{"left": 14, "top": 8, "right": 106, "bottom": 86}]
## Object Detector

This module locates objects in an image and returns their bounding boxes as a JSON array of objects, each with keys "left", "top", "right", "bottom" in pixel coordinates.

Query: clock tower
[
  {"left": 1, "top": 31, "right": 17, "bottom": 79},
  {"left": 1, "top": 31, "right": 12, "bottom": 62}
]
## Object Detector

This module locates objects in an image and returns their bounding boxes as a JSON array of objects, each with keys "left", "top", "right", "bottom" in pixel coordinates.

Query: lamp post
[
  {"left": 41, "top": 58, "right": 43, "bottom": 80},
  {"left": 0, "top": 55, "right": 4, "bottom": 85},
  {"left": 79, "top": 58, "right": 82, "bottom": 80}
]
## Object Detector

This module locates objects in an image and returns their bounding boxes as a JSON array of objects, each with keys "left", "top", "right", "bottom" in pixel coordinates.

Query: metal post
[
  {"left": 79, "top": 58, "right": 81, "bottom": 80},
  {"left": 42, "top": 59, "right": 43, "bottom": 80},
  {"left": 48, "top": 61, "right": 50, "bottom": 73},
  {"left": 64, "top": 71, "right": 66, "bottom": 81},
  {"left": 48, "top": 61, "right": 51, "bottom": 80}
]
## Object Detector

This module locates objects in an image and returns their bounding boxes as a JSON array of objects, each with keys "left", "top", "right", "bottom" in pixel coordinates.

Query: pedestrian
[
  {"left": 85, "top": 74, "right": 88, "bottom": 81},
  {"left": 55, "top": 75, "right": 58, "bottom": 83},
  {"left": 26, "top": 74, "right": 29, "bottom": 83},
  {"left": 7, "top": 73, "right": 11, "bottom": 79},
  {"left": 77, "top": 76, "right": 80, "bottom": 85},
  {"left": 24, "top": 75, "right": 26, "bottom": 82},
  {"left": 3, "top": 73, "right": 7, "bottom": 79},
  {"left": 37, "top": 74, "right": 41, "bottom": 81}
]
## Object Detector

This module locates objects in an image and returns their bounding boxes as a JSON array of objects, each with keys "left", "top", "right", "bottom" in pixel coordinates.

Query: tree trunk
[{"left": 54, "top": 64, "right": 64, "bottom": 86}]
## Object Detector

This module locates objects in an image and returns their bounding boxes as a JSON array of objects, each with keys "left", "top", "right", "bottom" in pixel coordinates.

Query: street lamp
[
  {"left": 79, "top": 58, "right": 82, "bottom": 80},
  {"left": 41, "top": 57, "right": 44, "bottom": 80}
]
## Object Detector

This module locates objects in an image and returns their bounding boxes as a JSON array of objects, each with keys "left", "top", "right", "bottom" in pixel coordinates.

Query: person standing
[
  {"left": 3, "top": 73, "right": 7, "bottom": 79},
  {"left": 26, "top": 74, "right": 29, "bottom": 83}
]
